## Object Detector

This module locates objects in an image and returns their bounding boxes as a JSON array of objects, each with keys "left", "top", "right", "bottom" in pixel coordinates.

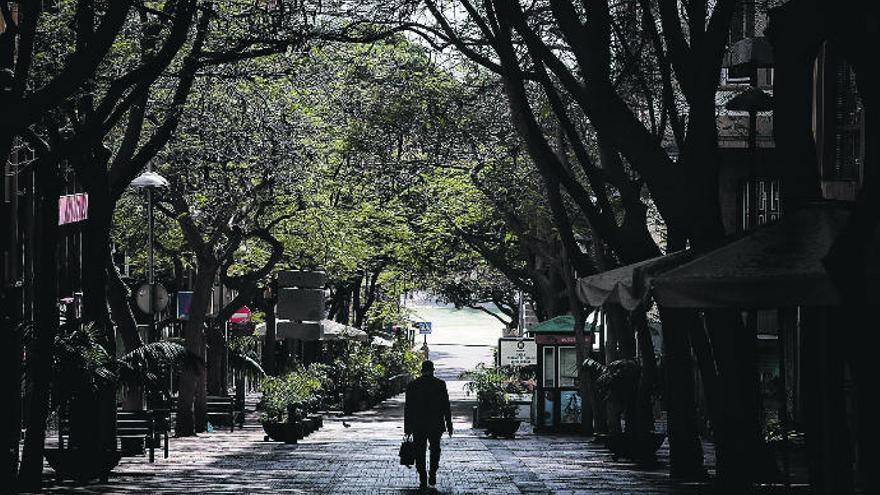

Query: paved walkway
[
  {"left": 38, "top": 339, "right": 720, "bottom": 494},
  {"left": 40, "top": 388, "right": 709, "bottom": 493}
]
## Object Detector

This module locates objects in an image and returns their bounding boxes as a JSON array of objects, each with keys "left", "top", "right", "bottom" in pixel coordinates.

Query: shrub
[
  {"left": 460, "top": 363, "right": 520, "bottom": 419},
  {"left": 259, "top": 364, "right": 328, "bottom": 424}
]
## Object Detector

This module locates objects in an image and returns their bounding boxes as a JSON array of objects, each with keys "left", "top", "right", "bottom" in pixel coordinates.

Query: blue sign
[
  {"left": 177, "top": 291, "right": 193, "bottom": 321},
  {"left": 415, "top": 322, "right": 432, "bottom": 335}
]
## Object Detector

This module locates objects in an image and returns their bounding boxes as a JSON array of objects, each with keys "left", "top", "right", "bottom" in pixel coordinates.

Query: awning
[
  {"left": 527, "top": 314, "right": 600, "bottom": 334},
  {"left": 576, "top": 251, "right": 695, "bottom": 310},
  {"left": 652, "top": 204, "right": 879, "bottom": 308},
  {"left": 371, "top": 336, "right": 394, "bottom": 347},
  {"left": 320, "top": 319, "right": 369, "bottom": 342}
]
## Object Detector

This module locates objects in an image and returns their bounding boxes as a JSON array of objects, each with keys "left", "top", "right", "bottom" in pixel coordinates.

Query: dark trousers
[{"left": 413, "top": 431, "right": 442, "bottom": 475}]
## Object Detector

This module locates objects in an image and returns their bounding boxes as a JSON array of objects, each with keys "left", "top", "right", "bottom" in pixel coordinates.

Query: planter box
[
  {"left": 45, "top": 448, "right": 121, "bottom": 483},
  {"left": 262, "top": 422, "right": 299, "bottom": 444},
  {"left": 307, "top": 414, "right": 324, "bottom": 429},
  {"left": 484, "top": 418, "right": 521, "bottom": 439},
  {"left": 302, "top": 418, "right": 317, "bottom": 435},
  {"left": 604, "top": 432, "right": 666, "bottom": 462},
  {"left": 472, "top": 406, "right": 491, "bottom": 429}
]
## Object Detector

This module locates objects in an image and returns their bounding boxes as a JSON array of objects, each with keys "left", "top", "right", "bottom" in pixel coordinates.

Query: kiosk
[{"left": 529, "top": 315, "right": 601, "bottom": 433}]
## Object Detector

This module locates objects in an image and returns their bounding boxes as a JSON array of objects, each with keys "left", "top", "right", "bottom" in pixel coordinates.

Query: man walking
[{"left": 404, "top": 360, "right": 453, "bottom": 489}]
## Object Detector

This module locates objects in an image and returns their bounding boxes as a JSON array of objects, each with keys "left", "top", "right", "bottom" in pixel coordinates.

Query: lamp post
[
  {"left": 130, "top": 168, "right": 169, "bottom": 342},
  {"left": 722, "top": 36, "right": 775, "bottom": 230}
]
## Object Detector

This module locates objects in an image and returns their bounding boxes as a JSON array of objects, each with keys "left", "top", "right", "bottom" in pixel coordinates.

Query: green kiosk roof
[{"left": 528, "top": 315, "right": 601, "bottom": 334}]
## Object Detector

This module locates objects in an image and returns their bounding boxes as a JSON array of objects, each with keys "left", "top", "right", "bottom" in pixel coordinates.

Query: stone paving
[
  {"left": 38, "top": 379, "right": 716, "bottom": 495},
  {"left": 35, "top": 338, "right": 730, "bottom": 494}
]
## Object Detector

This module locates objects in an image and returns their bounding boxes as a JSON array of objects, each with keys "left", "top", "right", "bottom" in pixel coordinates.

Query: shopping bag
[{"left": 399, "top": 435, "right": 416, "bottom": 467}]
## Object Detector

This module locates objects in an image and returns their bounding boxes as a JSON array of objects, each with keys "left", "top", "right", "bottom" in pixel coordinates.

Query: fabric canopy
[
  {"left": 528, "top": 314, "right": 600, "bottom": 334},
  {"left": 371, "top": 336, "right": 394, "bottom": 347},
  {"left": 320, "top": 319, "right": 369, "bottom": 342},
  {"left": 652, "top": 204, "right": 879, "bottom": 308},
  {"left": 576, "top": 251, "right": 695, "bottom": 310}
]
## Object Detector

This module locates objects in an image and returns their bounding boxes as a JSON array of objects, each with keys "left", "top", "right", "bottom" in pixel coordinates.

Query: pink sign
[{"left": 58, "top": 193, "right": 89, "bottom": 225}]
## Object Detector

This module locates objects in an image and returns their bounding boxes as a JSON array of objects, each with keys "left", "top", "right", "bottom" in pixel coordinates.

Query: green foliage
[
  {"left": 373, "top": 339, "right": 422, "bottom": 380},
  {"left": 329, "top": 343, "right": 385, "bottom": 401},
  {"left": 259, "top": 364, "right": 330, "bottom": 423},
  {"left": 583, "top": 358, "right": 641, "bottom": 408},
  {"left": 460, "top": 363, "right": 524, "bottom": 419},
  {"left": 51, "top": 324, "right": 117, "bottom": 409},
  {"left": 117, "top": 340, "right": 189, "bottom": 396}
]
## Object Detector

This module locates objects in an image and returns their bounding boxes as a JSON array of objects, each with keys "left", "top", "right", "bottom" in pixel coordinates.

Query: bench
[
  {"left": 206, "top": 395, "right": 241, "bottom": 432},
  {"left": 57, "top": 409, "right": 169, "bottom": 463},
  {"left": 117, "top": 410, "right": 169, "bottom": 462}
]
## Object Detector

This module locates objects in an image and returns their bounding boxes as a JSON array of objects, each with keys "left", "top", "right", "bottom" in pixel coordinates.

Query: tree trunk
[
  {"left": 800, "top": 306, "right": 854, "bottom": 495},
  {"left": 703, "top": 309, "right": 773, "bottom": 489},
  {"left": 262, "top": 293, "right": 277, "bottom": 376},
  {"left": 79, "top": 165, "right": 113, "bottom": 327},
  {"left": 766, "top": 3, "right": 825, "bottom": 211},
  {"left": 206, "top": 327, "right": 225, "bottom": 396},
  {"left": 175, "top": 264, "right": 215, "bottom": 436},
  {"left": 0, "top": 286, "right": 22, "bottom": 488},
  {"left": 18, "top": 162, "right": 61, "bottom": 489},
  {"left": 657, "top": 307, "right": 705, "bottom": 481},
  {"left": 632, "top": 309, "right": 657, "bottom": 435},
  {"left": 106, "top": 250, "right": 142, "bottom": 353},
  {"left": 679, "top": 97, "right": 725, "bottom": 245}
]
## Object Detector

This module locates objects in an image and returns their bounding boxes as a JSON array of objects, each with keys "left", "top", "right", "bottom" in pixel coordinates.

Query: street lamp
[
  {"left": 723, "top": 36, "right": 775, "bottom": 230},
  {"left": 130, "top": 169, "right": 170, "bottom": 342}
]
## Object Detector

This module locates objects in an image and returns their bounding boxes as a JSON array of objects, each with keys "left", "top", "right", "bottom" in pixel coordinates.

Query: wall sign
[
  {"left": 58, "top": 193, "right": 89, "bottom": 225},
  {"left": 498, "top": 338, "right": 537, "bottom": 366}
]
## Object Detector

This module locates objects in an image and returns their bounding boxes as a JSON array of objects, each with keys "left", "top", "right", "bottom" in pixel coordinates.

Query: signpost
[
  {"left": 414, "top": 322, "right": 432, "bottom": 360},
  {"left": 497, "top": 338, "right": 537, "bottom": 366}
]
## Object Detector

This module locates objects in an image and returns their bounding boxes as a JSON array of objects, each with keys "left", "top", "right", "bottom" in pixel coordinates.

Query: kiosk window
[
  {"left": 543, "top": 347, "right": 555, "bottom": 387},
  {"left": 559, "top": 347, "right": 578, "bottom": 387}
]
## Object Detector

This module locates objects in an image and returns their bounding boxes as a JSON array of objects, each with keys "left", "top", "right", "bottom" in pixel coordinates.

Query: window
[
  {"left": 830, "top": 61, "right": 862, "bottom": 180},
  {"left": 740, "top": 179, "right": 781, "bottom": 230},
  {"left": 543, "top": 347, "right": 555, "bottom": 388},
  {"left": 558, "top": 347, "right": 579, "bottom": 387},
  {"left": 730, "top": 1, "right": 756, "bottom": 43}
]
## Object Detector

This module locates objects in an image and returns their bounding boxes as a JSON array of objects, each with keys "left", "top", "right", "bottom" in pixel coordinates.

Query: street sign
[
  {"left": 136, "top": 282, "right": 169, "bottom": 314},
  {"left": 177, "top": 291, "right": 193, "bottom": 320},
  {"left": 498, "top": 338, "right": 537, "bottom": 366},
  {"left": 415, "top": 321, "right": 432, "bottom": 335}
]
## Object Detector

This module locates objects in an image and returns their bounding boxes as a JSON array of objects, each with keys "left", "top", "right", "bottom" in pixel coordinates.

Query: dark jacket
[{"left": 404, "top": 374, "right": 452, "bottom": 435}]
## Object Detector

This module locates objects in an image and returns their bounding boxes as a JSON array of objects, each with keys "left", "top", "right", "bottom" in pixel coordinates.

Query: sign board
[
  {"left": 277, "top": 288, "right": 324, "bottom": 321},
  {"left": 535, "top": 334, "right": 579, "bottom": 345},
  {"left": 277, "top": 270, "right": 326, "bottom": 289},
  {"left": 228, "top": 306, "right": 251, "bottom": 323},
  {"left": 177, "top": 291, "right": 193, "bottom": 320},
  {"left": 58, "top": 193, "right": 89, "bottom": 225},
  {"left": 415, "top": 321, "right": 432, "bottom": 335},
  {"left": 498, "top": 338, "right": 537, "bottom": 366}
]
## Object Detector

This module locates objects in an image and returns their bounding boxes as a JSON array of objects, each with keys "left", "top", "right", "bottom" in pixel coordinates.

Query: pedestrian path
[{"left": 41, "top": 378, "right": 710, "bottom": 494}]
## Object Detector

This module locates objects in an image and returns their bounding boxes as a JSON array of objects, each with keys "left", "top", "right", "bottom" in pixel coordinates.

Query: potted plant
[
  {"left": 461, "top": 364, "right": 522, "bottom": 439},
  {"left": 46, "top": 324, "right": 122, "bottom": 482},
  {"left": 259, "top": 365, "right": 326, "bottom": 443},
  {"left": 583, "top": 358, "right": 665, "bottom": 462}
]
